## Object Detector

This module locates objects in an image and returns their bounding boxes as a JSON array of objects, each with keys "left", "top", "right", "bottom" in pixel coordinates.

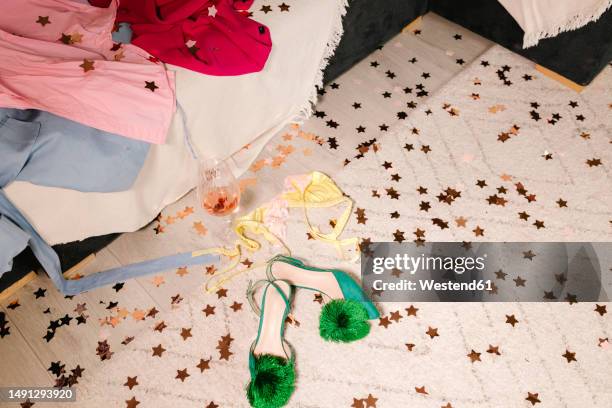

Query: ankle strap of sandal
[
  {"left": 246, "top": 279, "right": 292, "bottom": 316},
  {"left": 246, "top": 279, "right": 268, "bottom": 315}
]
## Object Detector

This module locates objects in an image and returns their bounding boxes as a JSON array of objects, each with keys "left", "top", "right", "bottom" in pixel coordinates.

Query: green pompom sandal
[
  {"left": 266, "top": 255, "right": 379, "bottom": 343},
  {"left": 246, "top": 279, "right": 296, "bottom": 408}
]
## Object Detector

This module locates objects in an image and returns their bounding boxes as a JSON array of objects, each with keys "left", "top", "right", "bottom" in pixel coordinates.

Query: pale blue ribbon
[{"left": 0, "top": 190, "right": 218, "bottom": 295}]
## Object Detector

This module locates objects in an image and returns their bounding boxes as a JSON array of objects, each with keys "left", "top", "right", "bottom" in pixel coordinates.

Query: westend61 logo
[
  {"left": 361, "top": 242, "right": 610, "bottom": 302},
  {"left": 372, "top": 253, "right": 486, "bottom": 275}
]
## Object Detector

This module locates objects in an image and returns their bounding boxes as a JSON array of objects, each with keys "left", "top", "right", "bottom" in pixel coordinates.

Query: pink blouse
[{"left": 0, "top": 0, "right": 175, "bottom": 144}]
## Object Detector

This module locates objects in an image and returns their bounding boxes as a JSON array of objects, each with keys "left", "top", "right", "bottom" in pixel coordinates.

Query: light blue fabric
[
  {"left": 0, "top": 191, "right": 218, "bottom": 294},
  {"left": 0, "top": 215, "right": 29, "bottom": 273},
  {"left": 0, "top": 108, "right": 149, "bottom": 275},
  {"left": 0, "top": 109, "right": 149, "bottom": 193},
  {"left": 111, "top": 22, "right": 133, "bottom": 44},
  {"left": 0, "top": 108, "right": 219, "bottom": 291}
]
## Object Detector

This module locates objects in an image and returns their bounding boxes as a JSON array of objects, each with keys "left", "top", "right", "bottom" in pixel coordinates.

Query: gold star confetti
[
  {"left": 406, "top": 305, "right": 419, "bottom": 316},
  {"left": 36, "top": 16, "right": 51, "bottom": 26},
  {"left": 506, "top": 314, "right": 519, "bottom": 327},
  {"left": 467, "top": 349, "right": 481, "bottom": 363},
  {"left": 562, "top": 349, "right": 576, "bottom": 363},
  {"left": 193, "top": 221, "right": 208, "bottom": 235},
  {"left": 69, "top": 32, "right": 83, "bottom": 43},
  {"left": 415, "top": 385, "right": 429, "bottom": 395},
  {"left": 175, "top": 368, "right": 190, "bottom": 382},
  {"left": 455, "top": 216, "right": 467, "bottom": 227},
  {"left": 79, "top": 59, "right": 95, "bottom": 72},
  {"left": 426, "top": 326, "right": 439, "bottom": 338},
  {"left": 124, "top": 376, "right": 138, "bottom": 390},
  {"left": 145, "top": 81, "right": 159, "bottom": 92},
  {"left": 487, "top": 345, "right": 501, "bottom": 355},
  {"left": 152, "top": 344, "right": 166, "bottom": 357},
  {"left": 197, "top": 357, "right": 211, "bottom": 372},
  {"left": 526, "top": 392, "right": 541, "bottom": 405}
]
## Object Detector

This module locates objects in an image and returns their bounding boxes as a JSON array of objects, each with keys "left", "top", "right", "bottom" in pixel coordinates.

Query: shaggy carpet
[{"left": 71, "top": 45, "right": 611, "bottom": 408}]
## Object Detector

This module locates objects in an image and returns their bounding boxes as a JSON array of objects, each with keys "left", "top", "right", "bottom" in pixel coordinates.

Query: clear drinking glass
[{"left": 197, "top": 158, "right": 241, "bottom": 231}]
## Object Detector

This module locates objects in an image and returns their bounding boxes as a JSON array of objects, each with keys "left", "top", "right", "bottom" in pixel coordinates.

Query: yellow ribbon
[
  {"left": 199, "top": 171, "right": 360, "bottom": 293},
  {"left": 284, "top": 174, "right": 359, "bottom": 262}
]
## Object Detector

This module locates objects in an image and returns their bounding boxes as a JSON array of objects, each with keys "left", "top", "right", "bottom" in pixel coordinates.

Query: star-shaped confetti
[
  {"left": 202, "top": 304, "right": 216, "bottom": 317},
  {"left": 175, "top": 368, "right": 190, "bottom": 382},
  {"left": 426, "top": 326, "right": 439, "bottom": 338},
  {"left": 36, "top": 16, "right": 51, "bottom": 26},
  {"left": 152, "top": 344, "right": 166, "bottom": 357},
  {"left": 126, "top": 397, "right": 140, "bottom": 408},
  {"left": 562, "top": 349, "right": 576, "bottom": 363},
  {"left": 145, "top": 81, "right": 159, "bottom": 92},
  {"left": 79, "top": 59, "right": 95, "bottom": 72},
  {"left": 415, "top": 385, "right": 428, "bottom": 394},
  {"left": 594, "top": 304, "right": 607, "bottom": 316},
  {"left": 378, "top": 316, "right": 391, "bottom": 328},
  {"left": 197, "top": 357, "right": 211, "bottom": 372},
  {"left": 70, "top": 32, "right": 83, "bottom": 43},
  {"left": 467, "top": 349, "right": 481, "bottom": 363},
  {"left": 124, "top": 376, "right": 138, "bottom": 390},
  {"left": 59, "top": 33, "right": 72, "bottom": 44},
  {"left": 95, "top": 340, "right": 113, "bottom": 361},
  {"left": 505, "top": 314, "right": 519, "bottom": 327},
  {"left": 33, "top": 288, "right": 46, "bottom": 298},
  {"left": 526, "top": 392, "right": 541, "bottom": 405},
  {"left": 487, "top": 345, "right": 501, "bottom": 355},
  {"left": 180, "top": 327, "right": 193, "bottom": 340},
  {"left": 406, "top": 305, "right": 418, "bottom": 317}
]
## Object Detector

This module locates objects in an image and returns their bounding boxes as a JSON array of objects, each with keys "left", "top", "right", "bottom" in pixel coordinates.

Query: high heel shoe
[
  {"left": 246, "top": 279, "right": 296, "bottom": 408},
  {"left": 266, "top": 255, "right": 379, "bottom": 343}
]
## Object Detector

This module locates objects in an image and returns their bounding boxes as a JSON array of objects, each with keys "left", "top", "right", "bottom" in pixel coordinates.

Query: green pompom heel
[
  {"left": 266, "top": 255, "right": 379, "bottom": 343},
  {"left": 247, "top": 354, "right": 295, "bottom": 408},
  {"left": 319, "top": 299, "right": 371, "bottom": 342},
  {"left": 246, "top": 280, "right": 296, "bottom": 408}
]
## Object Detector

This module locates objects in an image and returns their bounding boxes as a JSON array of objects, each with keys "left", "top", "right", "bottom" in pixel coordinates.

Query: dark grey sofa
[{"left": 430, "top": 0, "right": 612, "bottom": 86}]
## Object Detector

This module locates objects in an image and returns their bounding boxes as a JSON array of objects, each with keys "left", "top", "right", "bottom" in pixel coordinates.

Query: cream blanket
[{"left": 499, "top": 0, "right": 612, "bottom": 47}]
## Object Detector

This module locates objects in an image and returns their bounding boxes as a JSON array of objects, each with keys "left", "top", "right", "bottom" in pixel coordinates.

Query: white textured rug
[
  {"left": 336, "top": 46, "right": 611, "bottom": 243},
  {"left": 71, "top": 45, "right": 612, "bottom": 408}
]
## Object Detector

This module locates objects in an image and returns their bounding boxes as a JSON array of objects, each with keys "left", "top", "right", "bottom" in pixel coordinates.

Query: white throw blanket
[
  {"left": 4, "top": 0, "right": 348, "bottom": 245},
  {"left": 498, "top": 0, "right": 612, "bottom": 48}
]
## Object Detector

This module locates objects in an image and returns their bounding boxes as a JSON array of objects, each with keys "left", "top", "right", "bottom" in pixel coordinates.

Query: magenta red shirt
[
  {"left": 93, "top": 0, "right": 272, "bottom": 76},
  {"left": 0, "top": 0, "right": 175, "bottom": 144}
]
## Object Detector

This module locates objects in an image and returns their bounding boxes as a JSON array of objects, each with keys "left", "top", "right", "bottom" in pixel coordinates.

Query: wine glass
[{"left": 197, "top": 158, "right": 241, "bottom": 238}]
